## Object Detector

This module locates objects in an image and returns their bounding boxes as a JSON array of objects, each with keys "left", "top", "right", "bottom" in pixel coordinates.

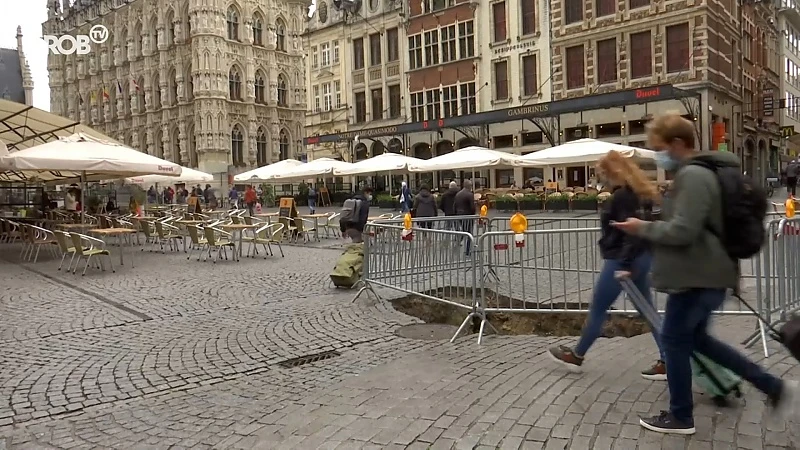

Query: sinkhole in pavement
[{"left": 388, "top": 286, "right": 651, "bottom": 338}]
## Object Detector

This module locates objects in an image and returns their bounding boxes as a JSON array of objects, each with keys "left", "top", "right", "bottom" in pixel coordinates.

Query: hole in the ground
[
  {"left": 394, "top": 323, "right": 461, "bottom": 340},
  {"left": 277, "top": 350, "right": 341, "bottom": 368},
  {"left": 388, "top": 286, "right": 651, "bottom": 338}
]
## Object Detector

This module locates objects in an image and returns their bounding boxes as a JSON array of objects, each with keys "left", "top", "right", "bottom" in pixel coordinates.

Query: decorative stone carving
[
  {"left": 268, "top": 28, "right": 277, "bottom": 46},
  {"left": 113, "top": 45, "right": 122, "bottom": 65},
  {"left": 177, "top": 81, "right": 184, "bottom": 100},
  {"left": 131, "top": 94, "right": 139, "bottom": 112},
  {"left": 116, "top": 99, "right": 125, "bottom": 119},
  {"left": 65, "top": 65, "right": 73, "bottom": 81},
  {"left": 142, "top": 34, "right": 151, "bottom": 55},
  {"left": 77, "top": 59, "right": 84, "bottom": 76},
  {"left": 174, "top": 22, "right": 182, "bottom": 42},
  {"left": 293, "top": 36, "right": 298, "bottom": 50},
  {"left": 80, "top": 108, "right": 87, "bottom": 123},
  {"left": 88, "top": 55, "right": 96, "bottom": 73},
  {"left": 100, "top": 47, "right": 109, "bottom": 68},
  {"left": 127, "top": 38, "right": 135, "bottom": 60},
  {"left": 146, "top": 129, "right": 153, "bottom": 146},
  {"left": 132, "top": 130, "right": 139, "bottom": 148},
  {"left": 271, "top": 84, "right": 278, "bottom": 102},
  {"left": 144, "top": 91, "right": 151, "bottom": 109},
  {"left": 247, "top": 79, "right": 254, "bottom": 98},
  {"left": 103, "top": 102, "right": 110, "bottom": 121},
  {"left": 160, "top": 86, "right": 168, "bottom": 104}
]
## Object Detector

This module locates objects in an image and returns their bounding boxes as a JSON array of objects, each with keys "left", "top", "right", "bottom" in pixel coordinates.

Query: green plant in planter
[
  {"left": 260, "top": 184, "right": 276, "bottom": 207},
  {"left": 519, "top": 194, "right": 544, "bottom": 211},
  {"left": 86, "top": 195, "right": 102, "bottom": 213},
  {"left": 571, "top": 194, "right": 599, "bottom": 211},
  {"left": 545, "top": 194, "right": 570, "bottom": 212},
  {"left": 494, "top": 195, "right": 518, "bottom": 212},
  {"left": 375, "top": 193, "right": 396, "bottom": 208}
]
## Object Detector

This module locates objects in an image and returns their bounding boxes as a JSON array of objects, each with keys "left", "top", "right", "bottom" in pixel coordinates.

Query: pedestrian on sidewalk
[
  {"left": 549, "top": 150, "right": 666, "bottom": 380},
  {"left": 612, "top": 114, "right": 797, "bottom": 436},
  {"left": 786, "top": 159, "right": 798, "bottom": 197}
]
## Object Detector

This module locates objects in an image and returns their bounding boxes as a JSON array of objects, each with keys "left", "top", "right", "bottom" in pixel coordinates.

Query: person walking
[
  {"left": 454, "top": 180, "right": 477, "bottom": 255},
  {"left": 308, "top": 186, "right": 317, "bottom": 214},
  {"left": 228, "top": 186, "right": 239, "bottom": 209},
  {"left": 412, "top": 184, "right": 438, "bottom": 229},
  {"left": 339, "top": 187, "right": 373, "bottom": 243},
  {"left": 244, "top": 185, "right": 258, "bottom": 216},
  {"left": 612, "top": 114, "right": 798, "bottom": 435},
  {"left": 399, "top": 181, "right": 413, "bottom": 213},
  {"left": 549, "top": 150, "right": 666, "bottom": 380},
  {"left": 786, "top": 159, "right": 798, "bottom": 197},
  {"left": 440, "top": 181, "right": 458, "bottom": 216}
]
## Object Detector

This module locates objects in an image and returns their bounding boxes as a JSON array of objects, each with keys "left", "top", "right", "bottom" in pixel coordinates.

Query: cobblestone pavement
[{"left": 0, "top": 228, "right": 798, "bottom": 449}]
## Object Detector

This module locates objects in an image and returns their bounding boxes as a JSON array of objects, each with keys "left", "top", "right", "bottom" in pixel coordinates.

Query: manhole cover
[{"left": 395, "top": 324, "right": 460, "bottom": 340}]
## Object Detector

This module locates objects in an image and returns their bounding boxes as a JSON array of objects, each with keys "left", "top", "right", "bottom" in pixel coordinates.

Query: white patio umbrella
[
  {"left": 333, "top": 153, "right": 425, "bottom": 176},
  {"left": 233, "top": 159, "right": 304, "bottom": 182},
  {"left": 270, "top": 157, "right": 354, "bottom": 181},
  {"left": 407, "top": 146, "right": 523, "bottom": 172},
  {"left": 517, "top": 139, "right": 656, "bottom": 166},
  {"left": 126, "top": 166, "right": 213, "bottom": 185}
]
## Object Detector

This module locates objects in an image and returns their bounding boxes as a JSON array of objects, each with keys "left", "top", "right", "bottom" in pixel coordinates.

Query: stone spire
[{"left": 16, "top": 26, "right": 35, "bottom": 106}]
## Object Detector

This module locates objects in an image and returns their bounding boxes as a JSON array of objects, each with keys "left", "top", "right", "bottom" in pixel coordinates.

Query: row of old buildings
[{"left": 36, "top": 0, "right": 800, "bottom": 187}]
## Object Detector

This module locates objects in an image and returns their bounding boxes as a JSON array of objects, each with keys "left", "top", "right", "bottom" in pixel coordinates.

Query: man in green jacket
[{"left": 613, "top": 114, "right": 796, "bottom": 435}]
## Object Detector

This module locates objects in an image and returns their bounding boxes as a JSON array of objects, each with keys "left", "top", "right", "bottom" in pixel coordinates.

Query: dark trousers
[
  {"left": 662, "top": 288, "right": 782, "bottom": 423},
  {"left": 454, "top": 219, "right": 474, "bottom": 254},
  {"left": 787, "top": 177, "right": 797, "bottom": 196}
]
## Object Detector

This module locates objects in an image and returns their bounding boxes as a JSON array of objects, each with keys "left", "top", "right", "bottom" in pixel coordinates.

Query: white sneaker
[{"left": 772, "top": 380, "right": 799, "bottom": 419}]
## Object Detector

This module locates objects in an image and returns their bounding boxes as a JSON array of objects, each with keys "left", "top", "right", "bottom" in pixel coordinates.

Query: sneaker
[
  {"left": 548, "top": 345, "right": 584, "bottom": 372},
  {"left": 641, "top": 360, "right": 667, "bottom": 381},
  {"left": 640, "top": 411, "right": 696, "bottom": 435},
  {"left": 769, "top": 380, "right": 798, "bottom": 418}
]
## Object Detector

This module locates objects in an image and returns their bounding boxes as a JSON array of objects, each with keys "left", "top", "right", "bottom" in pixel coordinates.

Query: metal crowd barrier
[{"left": 355, "top": 214, "right": 800, "bottom": 355}]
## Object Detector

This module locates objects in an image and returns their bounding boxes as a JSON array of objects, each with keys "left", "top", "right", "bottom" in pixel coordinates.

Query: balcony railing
[{"left": 353, "top": 70, "right": 365, "bottom": 85}]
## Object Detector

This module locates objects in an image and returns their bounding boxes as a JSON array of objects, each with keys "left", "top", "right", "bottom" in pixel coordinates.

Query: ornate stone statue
[
  {"left": 293, "top": 36, "right": 299, "bottom": 50},
  {"left": 131, "top": 130, "right": 139, "bottom": 147},
  {"left": 131, "top": 94, "right": 139, "bottom": 112},
  {"left": 103, "top": 102, "right": 110, "bottom": 120},
  {"left": 76, "top": 59, "right": 84, "bottom": 76},
  {"left": 144, "top": 91, "right": 151, "bottom": 109},
  {"left": 174, "top": 22, "right": 182, "bottom": 42},
  {"left": 79, "top": 109, "right": 87, "bottom": 123},
  {"left": 146, "top": 129, "right": 153, "bottom": 146},
  {"left": 271, "top": 84, "right": 278, "bottom": 102},
  {"left": 127, "top": 39, "right": 134, "bottom": 60},
  {"left": 116, "top": 98, "right": 124, "bottom": 118},
  {"left": 88, "top": 55, "right": 96, "bottom": 72},
  {"left": 142, "top": 34, "right": 150, "bottom": 55},
  {"left": 247, "top": 80, "right": 254, "bottom": 98},
  {"left": 177, "top": 81, "right": 184, "bottom": 100},
  {"left": 160, "top": 86, "right": 168, "bottom": 104},
  {"left": 65, "top": 64, "right": 73, "bottom": 80},
  {"left": 113, "top": 45, "right": 122, "bottom": 65},
  {"left": 268, "top": 28, "right": 277, "bottom": 46},
  {"left": 100, "top": 48, "right": 108, "bottom": 68}
]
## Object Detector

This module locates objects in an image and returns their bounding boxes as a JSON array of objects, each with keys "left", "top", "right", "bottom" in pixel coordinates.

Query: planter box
[
  {"left": 495, "top": 199, "right": 517, "bottom": 212},
  {"left": 546, "top": 200, "right": 570, "bottom": 212},
  {"left": 377, "top": 200, "right": 396, "bottom": 209},
  {"left": 519, "top": 200, "right": 543, "bottom": 211},
  {"left": 571, "top": 199, "right": 598, "bottom": 211}
]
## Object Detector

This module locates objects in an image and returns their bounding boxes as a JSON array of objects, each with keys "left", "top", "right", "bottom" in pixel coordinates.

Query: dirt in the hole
[{"left": 388, "top": 286, "right": 651, "bottom": 338}]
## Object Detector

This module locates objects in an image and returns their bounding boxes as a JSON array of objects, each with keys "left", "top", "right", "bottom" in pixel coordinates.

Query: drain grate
[{"left": 277, "top": 350, "right": 341, "bottom": 368}]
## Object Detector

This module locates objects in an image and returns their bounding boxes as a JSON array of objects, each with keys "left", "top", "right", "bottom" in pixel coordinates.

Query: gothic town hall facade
[{"left": 44, "top": 0, "right": 309, "bottom": 177}]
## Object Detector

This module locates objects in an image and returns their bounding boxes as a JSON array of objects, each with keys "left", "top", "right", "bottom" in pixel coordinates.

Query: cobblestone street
[{"left": 0, "top": 229, "right": 798, "bottom": 449}]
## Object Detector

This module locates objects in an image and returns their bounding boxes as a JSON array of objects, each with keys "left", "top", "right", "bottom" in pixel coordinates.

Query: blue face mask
[{"left": 655, "top": 151, "right": 679, "bottom": 171}]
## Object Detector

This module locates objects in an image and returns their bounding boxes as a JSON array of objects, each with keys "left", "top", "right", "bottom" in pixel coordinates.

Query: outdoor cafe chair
[
  {"left": 152, "top": 221, "right": 184, "bottom": 253},
  {"left": 23, "top": 224, "right": 59, "bottom": 263},
  {"left": 186, "top": 225, "right": 209, "bottom": 261},
  {"left": 53, "top": 230, "right": 88, "bottom": 271},
  {"left": 201, "top": 226, "right": 238, "bottom": 263},
  {"left": 0, "top": 219, "right": 23, "bottom": 244},
  {"left": 69, "top": 233, "right": 114, "bottom": 276},
  {"left": 245, "top": 223, "right": 285, "bottom": 258},
  {"left": 320, "top": 212, "right": 340, "bottom": 238}
]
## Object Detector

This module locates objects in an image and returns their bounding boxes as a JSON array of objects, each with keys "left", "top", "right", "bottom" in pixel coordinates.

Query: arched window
[
  {"left": 154, "top": 130, "right": 164, "bottom": 158},
  {"left": 229, "top": 67, "right": 242, "bottom": 100},
  {"left": 169, "top": 69, "right": 178, "bottom": 105},
  {"left": 255, "top": 71, "right": 266, "bottom": 104},
  {"left": 276, "top": 20, "right": 286, "bottom": 52},
  {"left": 279, "top": 129, "right": 290, "bottom": 160},
  {"left": 253, "top": 15, "right": 264, "bottom": 46},
  {"left": 188, "top": 126, "right": 197, "bottom": 167},
  {"left": 137, "top": 77, "right": 146, "bottom": 112},
  {"left": 186, "top": 66, "right": 194, "bottom": 101},
  {"left": 227, "top": 7, "right": 240, "bottom": 41},
  {"left": 166, "top": 11, "right": 175, "bottom": 45},
  {"left": 172, "top": 129, "right": 182, "bottom": 165},
  {"left": 135, "top": 21, "right": 144, "bottom": 57},
  {"left": 231, "top": 125, "right": 244, "bottom": 166},
  {"left": 152, "top": 74, "right": 161, "bottom": 109},
  {"left": 277, "top": 74, "right": 288, "bottom": 106},
  {"left": 257, "top": 128, "right": 268, "bottom": 166}
]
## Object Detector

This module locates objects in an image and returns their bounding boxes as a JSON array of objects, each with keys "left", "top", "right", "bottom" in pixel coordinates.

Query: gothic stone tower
[{"left": 44, "top": 0, "right": 310, "bottom": 177}]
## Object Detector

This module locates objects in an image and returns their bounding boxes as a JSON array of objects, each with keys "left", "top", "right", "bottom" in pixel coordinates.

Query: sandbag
[{"left": 330, "top": 243, "right": 364, "bottom": 288}]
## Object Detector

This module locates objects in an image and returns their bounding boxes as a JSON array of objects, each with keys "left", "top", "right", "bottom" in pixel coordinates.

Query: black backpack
[{"left": 690, "top": 158, "right": 767, "bottom": 259}]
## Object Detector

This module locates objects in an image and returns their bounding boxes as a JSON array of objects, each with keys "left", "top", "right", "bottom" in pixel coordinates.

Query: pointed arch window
[
  {"left": 255, "top": 72, "right": 266, "bottom": 104},
  {"left": 172, "top": 129, "right": 183, "bottom": 165},
  {"left": 253, "top": 15, "right": 264, "bottom": 46},
  {"left": 279, "top": 129, "right": 290, "bottom": 160},
  {"left": 229, "top": 67, "right": 242, "bottom": 100},
  {"left": 169, "top": 70, "right": 178, "bottom": 105},
  {"left": 277, "top": 74, "right": 288, "bottom": 106},
  {"left": 257, "top": 128, "right": 269, "bottom": 166},
  {"left": 277, "top": 20, "right": 287, "bottom": 52},
  {"left": 231, "top": 125, "right": 245, "bottom": 166},
  {"left": 227, "top": 7, "right": 240, "bottom": 41}
]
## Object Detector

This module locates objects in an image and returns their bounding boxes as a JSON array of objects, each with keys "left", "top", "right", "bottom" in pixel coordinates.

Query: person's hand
[
  {"left": 614, "top": 270, "right": 632, "bottom": 280},
  {"left": 610, "top": 218, "right": 645, "bottom": 234}
]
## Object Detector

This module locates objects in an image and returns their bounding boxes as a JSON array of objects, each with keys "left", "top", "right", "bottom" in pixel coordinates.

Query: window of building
[
  {"left": 743, "top": 32, "right": 752, "bottom": 61},
  {"left": 459, "top": 82, "right": 477, "bottom": 115},
  {"left": 596, "top": 38, "right": 617, "bottom": 83},
  {"left": 426, "top": 89, "right": 441, "bottom": 120},
  {"left": 369, "top": 33, "right": 382, "bottom": 66},
  {"left": 334, "top": 81, "right": 342, "bottom": 108},
  {"left": 277, "top": 74, "right": 288, "bottom": 106},
  {"left": 424, "top": 30, "right": 439, "bottom": 66},
  {"left": 666, "top": 23, "right": 690, "bottom": 73},
  {"left": 564, "top": 0, "right": 583, "bottom": 24},
  {"left": 323, "top": 83, "right": 332, "bottom": 111},
  {"left": 253, "top": 16, "right": 263, "bottom": 46},
  {"left": 313, "top": 85, "right": 320, "bottom": 112},
  {"left": 522, "top": 54, "right": 537, "bottom": 96},
  {"left": 442, "top": 85, "right": 459, "bottom": 117},
  {"left": 494, "top": 60, "right": 509, "bottom": 100},
  {"left": 458, "top": 21, "right": 475, "bottom": 59},
  {"left": 596, "top": 0, "right": 615, "bottom": 16},
  {"left": 231, "top": 125, "right": 244, "bottom": 166},
  {"left": 226, "top": 7, "right": 239, "bottom": 41},
  {"left": 353, "top": 37, "right": 365, "bottom": 70},
  {"left": 333, "top": 40, "right": 340, "bottom": 63},
  {"left": 279, "top": 129, "right": 290, "bottom": 160},
  {"left": 410, "top": 92, "right": 425, "bottom": 122},
  {"left": 311, "top": 46, "right": 318, "bottom": 69},
  {"left": 493, "top": 2, "right": 507, "bottom": 43},
  {"left": 256, "top": 128, "right": 268, "bottom": 166},
  {"left": 354, "top": 92, "right": 367, "bottom": 123},
  {"left": 409, "top": 34, "right": 423, "bottom": 69},
  {"left": 565, "top": 45, "right": 585, "bottom": 89},
  {"left": 389, "top": 85, "right": 401, "bottom": 118},
  {"left": 629, "top": 0, "right": 649, "bottom": 7},
  {"left": 228, "top": 67, "right": 242, "bottom": 100},
  {"left": 276, "top": 20, "right": 287, "bottom": 51},
  {"left": 255, "top": 72, "right": 266, "bottom": 103},
  {"left": 371, "top": 88, "right": 384, "bottom": 120},
  {"left": 629, "top": 31, "right": 652, "bottom": 78},
  {"left": 320, "top": 42, "right": 331, "bottom": 67},
  {"left": 440, "top": 25, "right": 457, "bottom": 63},
  {"left": 521, "top": 0, "right": 536, "bottom": 35},
  {"left": 386, "top": 28, "right": 399, "bottom": 62}
]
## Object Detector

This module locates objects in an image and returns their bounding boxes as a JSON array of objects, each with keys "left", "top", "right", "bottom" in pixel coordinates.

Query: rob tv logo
[{"left": 44, "top": 25, "right": 109, "bottom": 55}]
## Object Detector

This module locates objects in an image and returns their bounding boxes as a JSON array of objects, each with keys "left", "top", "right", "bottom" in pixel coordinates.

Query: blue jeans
[
  {"left": 662, "top": 288, "right": 783, "bottom": 424},
  {"left": 308, "top": 198, "right": 316, "bottom": 213},
  {"left": 575, "top": 253, "right": 664, "bottom": 359}
]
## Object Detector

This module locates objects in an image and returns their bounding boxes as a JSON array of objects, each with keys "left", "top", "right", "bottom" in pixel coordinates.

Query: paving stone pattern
[{"left": 0, "top": 229, "right": 797, "bottom": 449}]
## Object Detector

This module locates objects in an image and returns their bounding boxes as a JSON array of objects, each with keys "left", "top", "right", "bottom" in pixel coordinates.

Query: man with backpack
[
  {"left": 339, "top": 187, "right": 372, "bottom": 243},
  {"left": 612, "top": 114, "right": 797, "bottom": 435},
  {"left": 786, "top": 159, "right": 799, "bottom": 196}
]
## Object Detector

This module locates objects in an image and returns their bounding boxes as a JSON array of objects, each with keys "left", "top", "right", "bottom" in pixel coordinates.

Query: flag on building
[
  {"left": 90, "top": 91, "right": 96, "bottom": 103},
  {"left": 102, "top": 87, "right": 109, "bottom": 100},
  {"left": 132, "top": 78, "right": 141, "bottom": 92},
  {"left": 117, "top": 80, "right": 123, "bottom": 95}
]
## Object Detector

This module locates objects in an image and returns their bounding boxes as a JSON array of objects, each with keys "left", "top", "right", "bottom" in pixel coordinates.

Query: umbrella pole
[{"left": 80, "top": 171, "right": 86, "bottom": 224}]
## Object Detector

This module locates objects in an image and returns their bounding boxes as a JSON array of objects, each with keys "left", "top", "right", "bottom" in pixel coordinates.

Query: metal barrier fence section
[{"left": 356, "top": 214, "right": 800, "bottom": 355}]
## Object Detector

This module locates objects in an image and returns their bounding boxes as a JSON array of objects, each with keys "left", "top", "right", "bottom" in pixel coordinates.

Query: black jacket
[
  {"left": 598, "top": 185, "right": 650, "bottom": 270},
  {"left": 413, "top": 190, "right": 438, "bottom": 218},
  {"left": 454, "top": 189, "right": 476, "bottom": 215},
  {"left": 440, "top": 187, "right": 458, "bottom": 215},
  {"left": 341, "top": 192, "right": 371, "bottom": 233}
]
